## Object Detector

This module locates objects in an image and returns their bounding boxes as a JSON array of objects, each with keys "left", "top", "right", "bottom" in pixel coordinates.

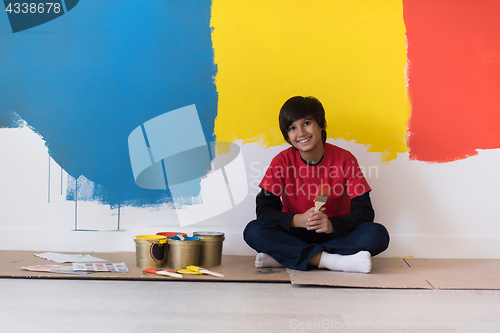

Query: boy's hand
[
  {"left": 290, "top": 209, "right": 312, "bottom": 229},
  {"left": 291, "top": 207, "right": 334, "bottom": 234},
  {"left": 306, "top": 207, "right": 334, "bottom": 234}
]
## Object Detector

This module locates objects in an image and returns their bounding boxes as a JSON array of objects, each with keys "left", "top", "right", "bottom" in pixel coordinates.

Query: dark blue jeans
[{"left": 243, "top": 219, "right": 390, "bottom": 271}]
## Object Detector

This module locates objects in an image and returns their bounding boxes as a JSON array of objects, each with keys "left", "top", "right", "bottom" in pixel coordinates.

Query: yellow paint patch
[{"left": 211, "top": 0, "right": 410, "bottom": 161}]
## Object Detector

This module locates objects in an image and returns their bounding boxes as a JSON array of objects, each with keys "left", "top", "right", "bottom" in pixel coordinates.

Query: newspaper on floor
[
  {"left": 22, "top": 263, "right": 129, "bottom": 274},
  {"left": 22, "top": 265, "right": 93, "bottom": 275},
  {"left": 34, "top": 252, "right": 106, "bottom": 263}
]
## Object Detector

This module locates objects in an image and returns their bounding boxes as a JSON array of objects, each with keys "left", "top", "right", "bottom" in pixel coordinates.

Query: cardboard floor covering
[
  {"left": 405, "top": 258, "right": 500, "bottom": 290},
  {"left": 288, "top": 258, "right": 433, "bottom": 289},
  {"left": 2, "top": 251, "right": 500, "bottom": 289},
  {"left": 288, "top": 258, "right": 500, "bottom": 289},
  {"left": 0, "top": 251, "right": 290, "bottom": 283}
]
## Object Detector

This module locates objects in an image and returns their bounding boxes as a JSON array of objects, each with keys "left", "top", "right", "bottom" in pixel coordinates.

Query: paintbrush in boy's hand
[{"left": 314, "top": 185, "right": 331, "bottom": 211}]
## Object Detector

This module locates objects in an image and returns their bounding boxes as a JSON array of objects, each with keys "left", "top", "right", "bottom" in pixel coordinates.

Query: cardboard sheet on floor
[
  {"left": 0, "top": 251, "right": 290, "bottom": 283},
  {"left": 405, "top": 258, "right": 500, "bottom": 290},
  {"left": 288, "top": 258, "right": 433, "bottom": 289},
  {"left": 4, "top": 251, "right": 500, "bottom": 289}
]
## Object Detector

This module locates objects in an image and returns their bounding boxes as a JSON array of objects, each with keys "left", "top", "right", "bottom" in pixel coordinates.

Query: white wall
[{"left": 1, "top": 126, "right": 500, "bottom": 258}]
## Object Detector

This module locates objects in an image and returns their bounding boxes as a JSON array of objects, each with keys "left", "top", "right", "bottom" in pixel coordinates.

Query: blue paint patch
[
  {"left": 256, "top": 269, "right": 282, "bottom": 275},
  {"left": 0, "top": 1, "right": 217, "bottom": 208}
]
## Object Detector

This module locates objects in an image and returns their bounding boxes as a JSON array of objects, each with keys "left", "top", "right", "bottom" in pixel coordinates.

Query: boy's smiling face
[{"left": 287, "top": 117, "right": 325, "bottom": 162}]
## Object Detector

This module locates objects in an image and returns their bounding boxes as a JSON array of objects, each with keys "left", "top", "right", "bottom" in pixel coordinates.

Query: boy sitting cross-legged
[{"left": 244, "top": 96, "right": 389, "bottom": 273}]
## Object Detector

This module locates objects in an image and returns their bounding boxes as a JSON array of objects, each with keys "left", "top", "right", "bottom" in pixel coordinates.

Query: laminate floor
[{"left": 1, "top": 279, "right": 499, "bottom": 333}]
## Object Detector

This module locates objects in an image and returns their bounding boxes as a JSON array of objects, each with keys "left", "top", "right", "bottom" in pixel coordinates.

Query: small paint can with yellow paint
[
  {"left": 168, "top": 236, "right": 201, "bottom": 271},
  {"left": 134, "top": 235, "right": 168, "bottom": 269},
  {"left": 193, "top": 231, "right": 225, "bottom": 267}
]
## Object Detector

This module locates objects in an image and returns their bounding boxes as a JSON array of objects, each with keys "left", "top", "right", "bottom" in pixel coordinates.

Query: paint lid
[
  {"left": 157, "top": 232, "right": 187, "bottom": 238},
  {"left": 193, "top": 231, "right": 224, "bottom": 237},
  {"left": 135, "top": 235, "right": 167, "bottom": 245},
  {"left": 167, "top": 236, "right": 201, "bottom": 245},
  {"left": 193, "top": 231, "right": 225, "bottom": 241}
]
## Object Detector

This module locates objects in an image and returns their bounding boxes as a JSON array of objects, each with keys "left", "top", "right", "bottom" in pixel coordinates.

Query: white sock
[
  {"left": 318, "top": 251, "right": 372, "bottom": 273},
  {"left": 255, "top": 253, "right": 283, "bottom": 269}
]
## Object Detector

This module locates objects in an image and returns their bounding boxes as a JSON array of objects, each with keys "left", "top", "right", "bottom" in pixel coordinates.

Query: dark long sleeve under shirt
[{"left": 256, "top": 188, "right": 375, "bottom": 236}]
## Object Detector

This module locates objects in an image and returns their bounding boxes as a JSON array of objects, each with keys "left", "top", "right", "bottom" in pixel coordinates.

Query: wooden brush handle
[{"left": 314, "top": 201, "right": 325, "bottom": 212}]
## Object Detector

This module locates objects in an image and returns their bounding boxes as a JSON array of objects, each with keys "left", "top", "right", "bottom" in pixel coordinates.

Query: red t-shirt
[{"left": 259, "top": 143, "right": 371, "bottom": 219}]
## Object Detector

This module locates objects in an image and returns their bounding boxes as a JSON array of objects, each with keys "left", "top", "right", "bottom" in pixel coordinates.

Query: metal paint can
[
  {"left": 167, "top": 236, "right": 201, "bottom": 270},
  {"left": 193, "top": 231, "right": 225, "bottom": 267},
  {"left": 134, "top": 235, "right": 167, "bottom": 268},
  {"left": 156, "top": 232, "right": 188, "bottom": 267}
]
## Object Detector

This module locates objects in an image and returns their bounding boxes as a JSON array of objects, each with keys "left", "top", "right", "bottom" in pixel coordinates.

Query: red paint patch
[{"left": 404, "top": 0, "right": 500, "bottom": 162}]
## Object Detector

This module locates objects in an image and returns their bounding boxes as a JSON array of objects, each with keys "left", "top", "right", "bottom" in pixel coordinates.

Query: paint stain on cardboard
[{"left": 256, "top": 268, "right": 282, "bottom": 275}]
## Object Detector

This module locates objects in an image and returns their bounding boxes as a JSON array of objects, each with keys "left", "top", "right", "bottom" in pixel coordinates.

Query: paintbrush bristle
[
  {"left": 314, "top": 185, "right": 331, "bottom": 203},
  {"left": 314, "top": 185, "right": 330, "bottom": 211},
  {"left": 317, "top": 184, "right": 331, "bottom": 196},
  {"left": 315, "top": 194, "right": 328, "bottom": 203}
]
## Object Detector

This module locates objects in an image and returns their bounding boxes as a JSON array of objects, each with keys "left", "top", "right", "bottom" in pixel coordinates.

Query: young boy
[{"left": 243, "top": 96, "right": 389, "bottom": 273}]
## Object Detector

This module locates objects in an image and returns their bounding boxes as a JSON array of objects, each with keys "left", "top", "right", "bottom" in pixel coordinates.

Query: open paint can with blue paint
[
  {"left": 193, "top": 231, "right": 225, "bottom": 267},
  {"left": 157, "top": 232, "right": 188, "bottom": 267},
  {"left": 167, "top": 236, "right": 201, "bottom": 270},
  {"left": 134, "top": 235, "right": 167, "bottom": 268}
]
